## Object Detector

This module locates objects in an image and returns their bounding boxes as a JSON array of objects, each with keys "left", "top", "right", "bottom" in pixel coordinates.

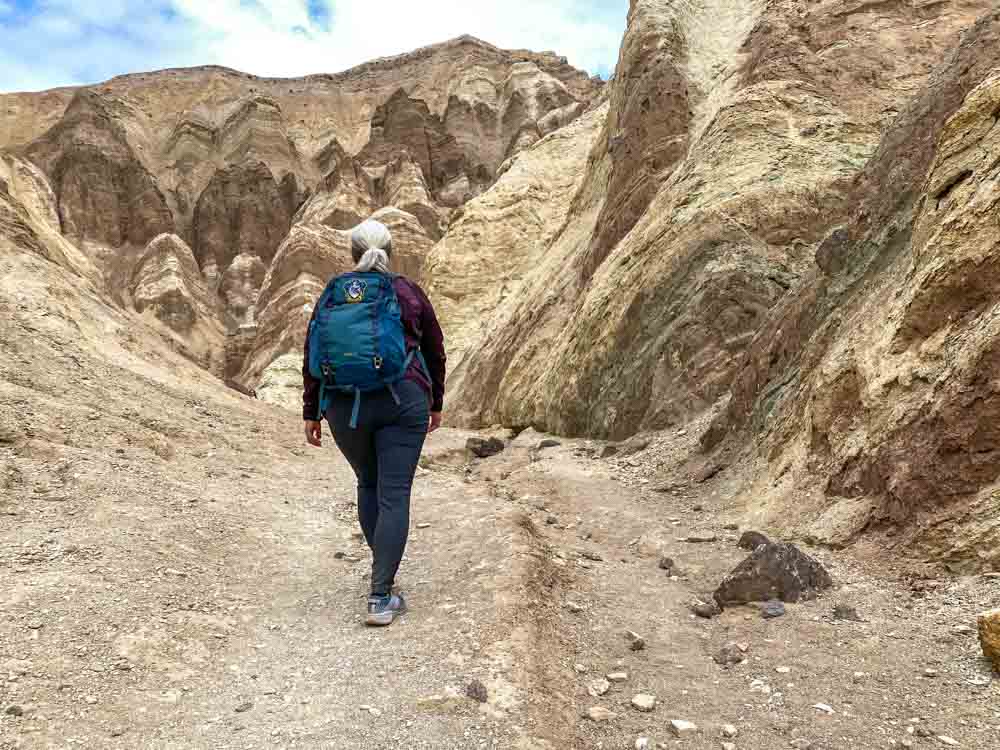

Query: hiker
[{"left": 302, "top": 219, "right": 446, "bottom": 626}]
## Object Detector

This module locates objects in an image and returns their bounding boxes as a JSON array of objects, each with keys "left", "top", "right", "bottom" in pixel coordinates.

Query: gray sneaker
[{"left": 366, "top": 593, "right": 407, "bottom": 627}]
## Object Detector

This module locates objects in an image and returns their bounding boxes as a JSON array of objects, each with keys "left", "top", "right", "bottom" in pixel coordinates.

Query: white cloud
[{"left": 0, "top": 0, "right": 625, "bottom": 93}]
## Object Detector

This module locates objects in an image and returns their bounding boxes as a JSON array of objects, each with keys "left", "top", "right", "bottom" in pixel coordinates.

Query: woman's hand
[
  {"left": 304, "top": 420, "right": 323, "bottom": 447},
  {"left": 428, "top": 412, "right": 443, "bottom": 433}
]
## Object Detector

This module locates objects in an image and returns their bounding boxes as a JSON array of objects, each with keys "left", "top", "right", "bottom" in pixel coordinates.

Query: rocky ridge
[{"left": 1, "top": 35, "right": 601, "bottom": 391}]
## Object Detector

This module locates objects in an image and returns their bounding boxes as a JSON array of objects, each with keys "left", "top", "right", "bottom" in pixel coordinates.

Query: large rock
[
  {"left": 0, "top": 153, "right": 100, "bottom": 287},
  {"left": 192, "top": 160, "right": 292, "bottom": 283},
  {"left": 979, "top": 609, "right": 1000, "bottom": 672},
  {"left": 714, "top": 543, "right": 833, "bottom": 608}
]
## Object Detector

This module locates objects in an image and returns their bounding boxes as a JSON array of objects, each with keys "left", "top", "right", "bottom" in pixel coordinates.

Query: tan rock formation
[
  {"left": 439, "top": 0, "right": 990, "bottom": 440},
  {"left": 0, "top": 153, "right": 100, "bottom": 287},
  {"left": 24, "top": 90, "right": 173, "bottom": 250},
  {"left": 701, "top": 11, "right": 1000, "bottom": 567},
  {"left": 192, "top": 160, "right": 293, "bottom": 282},
  {"left": 130, "top": 233, "right": 226, "bottom": 370},
  {"left": 220, "top": 253, "right": 268, "bottom": 323},
  {"left": 4, "top": 36, "right": 598, "bottom": 379},
  {"left": 256, "top": 353, "right": 306, "bottom": 413},
  {"left": 237, "top": 223, "right": 353, "bottom": 387},
  {"left": 423, "top": 103, "right": 607, "bottom": 366}
]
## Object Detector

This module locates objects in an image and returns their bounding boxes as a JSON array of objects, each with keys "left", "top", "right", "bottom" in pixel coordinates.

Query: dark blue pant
[{"left": 326, "top": 379, "right": 428, "bottom": 596}]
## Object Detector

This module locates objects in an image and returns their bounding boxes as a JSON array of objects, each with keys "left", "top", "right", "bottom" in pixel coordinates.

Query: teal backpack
[{"left": 307, "top": 272, "right": 414, "bottom": 427}]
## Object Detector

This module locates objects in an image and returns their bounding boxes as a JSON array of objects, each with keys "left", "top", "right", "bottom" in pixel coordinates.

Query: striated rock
[
  {"left": 132, "top": 234, "right": 203, "bottom": 331},
  {"left": 422, "top": 103, "right": 607, "bottom": 368},
  {"left": 714, "top": 543, "right": 832, "bottom": 608},
  {"left": 979, "top": 609, "right": 1000, "bottom": 672},
  {"left": 130, "top": 233, "right": 225, "bottom": 369},
  {"left": 6, "top": 36, "right": 599, "bottom": 384},
  {"left": 380, "top": 155, "right": 446, "bottom": 240},
  {"left": 435, "top": 0, "right": 990, "bottom": 441},
  {"left": 220, "top": 254, "right": 267, "bottom": 323},
  {"left": 358, "top": 89, "right": 468, "bottom": 203},
  {"left": 704, "top": 9, "right": 1000, "bottom": 567},
  {"left": 26, "top": 90, "right": 173, "bottom": 249},
  {"left": 0, "top": 154, "right": 101, "bottom": 287},
  {"left": 193, "top": 160, "right": 292, "bottom": 281}
]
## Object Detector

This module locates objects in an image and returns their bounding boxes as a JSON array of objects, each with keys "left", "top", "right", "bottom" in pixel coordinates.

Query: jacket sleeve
[
  {"left": 413, "top": 284, "right": 447, "bottom": 413},
  {"left": 302, "top": 302, "right": 321, "bottom": 421}
]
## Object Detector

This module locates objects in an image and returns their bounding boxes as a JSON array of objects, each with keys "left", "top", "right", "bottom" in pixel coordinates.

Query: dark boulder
[
  {"left": 467, "top": 436, "right": 505, "bottom": 458},
  {"left": 714, "top": 542, "right": 833, "bottom": 608}
]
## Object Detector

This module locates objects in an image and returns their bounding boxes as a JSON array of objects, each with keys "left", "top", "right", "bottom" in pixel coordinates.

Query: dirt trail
[{"left": 466, "top": 429, "right": 1000, "bottom": 749}]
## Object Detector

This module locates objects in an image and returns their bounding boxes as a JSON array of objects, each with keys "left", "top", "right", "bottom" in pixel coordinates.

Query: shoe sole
[{"left": 366, "top": 604, "right": 407, "bottom": 627}]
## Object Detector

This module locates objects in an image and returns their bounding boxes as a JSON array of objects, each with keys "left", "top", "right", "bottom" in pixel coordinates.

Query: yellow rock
[{"left": 978, "top": 608, "right": 1000, "bottom": 672}]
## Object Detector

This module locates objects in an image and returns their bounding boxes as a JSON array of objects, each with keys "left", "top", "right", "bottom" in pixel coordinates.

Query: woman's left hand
[{"left": 428, "top": 412, "right": 442, "bottom": 433}]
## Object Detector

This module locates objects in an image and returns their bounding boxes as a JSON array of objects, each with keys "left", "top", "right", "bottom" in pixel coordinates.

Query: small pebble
[
  {"left": 670, "top": 719, "right": 698, "bottom": 737},
  {"left": 625, "top": 630, "right": 646, "bottom": 651},
  {"left": 585, "top": 706, "right": 616, "bottom": 722},
  {"left": 607, "top": 671, "right": 629, "bottom": 683},
  {"left": 812, "top": 703, "right": 835, "bottom": 715},
  {"left": 631, "top": 694, "right": 656, "bottom": 712},
  {"left": 721, "top": 723, "right": 738, "bottom": 738},
  {"left": 588, "top": 678, "right": 610, "bottom": 697}
]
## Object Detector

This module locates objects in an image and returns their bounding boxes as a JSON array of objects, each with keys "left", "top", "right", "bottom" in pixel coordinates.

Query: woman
[{"left": 302, "top": 219, "right": 446, "bottom": 626}]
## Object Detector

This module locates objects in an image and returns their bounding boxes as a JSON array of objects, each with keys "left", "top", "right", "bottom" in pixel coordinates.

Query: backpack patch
[{"left": 345, "top": 278, "right": 367, "bottom": 303}]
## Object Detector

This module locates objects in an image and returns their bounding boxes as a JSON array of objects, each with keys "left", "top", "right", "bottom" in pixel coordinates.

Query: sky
[{"left": 0, "top": 0, "right": 627, "bottom": 93}]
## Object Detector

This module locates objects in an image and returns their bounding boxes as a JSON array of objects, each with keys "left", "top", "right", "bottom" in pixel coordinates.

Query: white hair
[{"left": 351, "top": 219, "right": 393, "bottom": 273}]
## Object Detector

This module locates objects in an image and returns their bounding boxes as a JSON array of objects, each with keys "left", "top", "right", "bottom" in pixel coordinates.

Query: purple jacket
[{"left": 302, "top": 275, "right": 447, "bottom": 420}]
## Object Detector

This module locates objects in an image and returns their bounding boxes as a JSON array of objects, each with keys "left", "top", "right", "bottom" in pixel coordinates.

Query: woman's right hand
[
  {"left": 304, "top": 420, "right": 323, "bottom": 447},
  {"left": 428, "top": 412, "right": 442, "bottom": 433}
]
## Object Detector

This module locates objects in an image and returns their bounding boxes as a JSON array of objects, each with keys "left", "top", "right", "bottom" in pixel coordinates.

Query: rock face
[
  {"left": 3, "top": 36, "right": 599, "bottom": 383},
  {"left": 431, "top": 0, "right": 991, "bottom": 441},
  {"left": 714, "top": 543, "right": 833, "bottom": 608},
  {"left": 701, "top": 10, "right": 1000, "bottom": 567}
]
